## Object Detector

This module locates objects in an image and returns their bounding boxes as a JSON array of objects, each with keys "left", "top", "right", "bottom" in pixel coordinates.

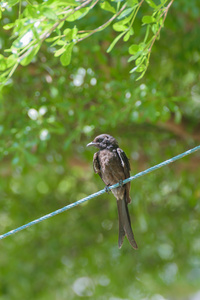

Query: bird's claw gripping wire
[
  {"left": 105, "top": 180, "right": 123, "bottom": 193},
  {"left": 104, "top": 184, "right": 111, "bottom": 193},
  {"left": 118, "top": 179, "right": 124, "bottom": 187}
]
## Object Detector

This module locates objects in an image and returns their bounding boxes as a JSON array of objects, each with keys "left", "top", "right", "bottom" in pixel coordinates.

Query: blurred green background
[{"left": 0, "top": 1, "right": 200, "bottom": 299}]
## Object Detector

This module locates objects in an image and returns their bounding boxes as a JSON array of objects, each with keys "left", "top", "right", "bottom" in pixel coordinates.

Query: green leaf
[
  {"left": 130, "top": 65, "right": 139, "bottom": 73},
  {"left": 63, "top": 27, "right": 78, "bottom": 42},
  {"left": 66, "top": 10, "right": 81, "bottom": 22},
  {"left": 4, "top": 49, "right": 13, "bottom": 53},
  {"left": 67, "top": 8, "right": 88, "bottom": 22},
  {"left": 100, "top": 1, "right": 116, "bottom": 13},
  {"left": 113, "top": 23, "right": 128, "bottom": 32},
  {"left": 42, "top": 7, "right": 57, "bottom": 20},
  {"left": 50, "top": 38, "right": 62, "bottom": 47},
  {"left": 54, "top": 47, "right": 66, "bottom": 57},
  {"left": 20, "top": 45, "right": 40, "bottom": 66},
  {"left": 7, "top": 54, "right": 17, "bottom": 68},
  {"left": 123, "top": 31, "right": 130, "bottom": 42},
  {"left": 128, "top": 45, "right": 146, "bottom": 61},
  {"left": 72, "top": 27, "right": 78, "bottom": 39},
  {"left": 7, "top": 0, "right": 19, "bottom": 6},
  {"left": 130, "top": 63, "right": 145, "bottom": 74},
  {"left": 113, "top": 16, "right": 131, "bottom": 28},
  {"left": 3, "top": 23, "right": 15, "bottom": 30},
  {"left": 0, "top": 54, "right": 7, "bottom": 71},
  {"left": 32, "top": 26, "right": 40, "bottom": 42},
  {"left": 60, "top": 43, "right": 74, "bottom": 66},
  {"left": 25, "top": 5, "right": 38, "bottom": 18},
  {"left": 144, "top": 24, "right": 150, "bottom": 43},
  {"left": 142, "top": 15, "right": 156, "bottom": 24},
  {"left": 46, "top": 36, "right": 61, "bottom": 43},
  {"left": 115, "top": 9, "right": 135, "bottom": 26},
  {"left": 145, "top": 0, "right": 157, "bottom": 8},
  {"left": 123, "top": 28, "right": 134, "bottom": 41},
  {"left": 58, "top": 0, "right": 77, "bottom": 6},
  {"left": 135, "top": 64, "right": 145, "bottom": 72},
  {"left": 128, "top": 44, "right": 139, "bottom": 55},
  {"left": 117, "top": 7, "right": 135, "bottom": 20},
  {"left": 58, "top": 21, "right": 65, "bottom": 30},
  {"left": 56, "top": 40, "right": 66, "bottom": 46},
  {"left": 64, "top": 28, "right": 71, "bottom": 36},
  {"left": 136, "top": 70, "right": 146, "bottom": 80},
  {"left": 107, "top": 31, "right": 126, "bottom": 53},
  {"left": 127, "top": 0, "right": 138, "bottom": 6},
  {"left": 77, "top": 7, "right": 89, "bottom": 20},
  {"left": 128, "top": 52, "right": 140, "bottom": 62},
  {"left": 151, "top": 23, "right": 158, "bottom": 34},
  {"left": 136, "top": 56, "right": 144, "bottom": 66}
]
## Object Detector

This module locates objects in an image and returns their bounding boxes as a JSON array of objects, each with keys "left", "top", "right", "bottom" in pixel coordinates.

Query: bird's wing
[
  {"left": 93, "top": 152, "right": 102, "bottom": 177},
  {"left": 117, "top": 148, "right": 131, "bottom": 203},
  {"left": 116, "top": 148, "right": 131, "bottom": 176}
]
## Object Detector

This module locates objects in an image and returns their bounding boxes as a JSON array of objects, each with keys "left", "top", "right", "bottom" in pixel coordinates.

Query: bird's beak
[{"left": 87, "top": 142, "right": 96, "bottom": 147}]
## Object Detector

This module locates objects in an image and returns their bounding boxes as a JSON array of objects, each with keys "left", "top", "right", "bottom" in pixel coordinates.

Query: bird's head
[{"left": 87, "top": 134, "right": 118, "bottom": 150}]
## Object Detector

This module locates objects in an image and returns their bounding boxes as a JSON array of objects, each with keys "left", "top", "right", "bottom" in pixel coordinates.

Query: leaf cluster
[{"left": 0, "top": 0, "right": 174, "bottom": 86}]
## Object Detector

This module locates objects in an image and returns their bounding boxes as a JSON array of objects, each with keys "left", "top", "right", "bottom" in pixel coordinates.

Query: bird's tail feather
[
  {"left": 117, "top": 196, "right": 138, "bottom": 249},
  {"left": 117, "top": 200, "right": 125, "bottom": 248}
]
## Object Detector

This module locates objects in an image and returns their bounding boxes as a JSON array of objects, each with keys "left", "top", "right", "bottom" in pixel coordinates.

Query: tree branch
[
  {"left": 77, "top": 3, "right": 127, "bottom": 43},
  {"left": 18, "top": 0, "right": 96, "bottom": 62},
  {"left": 148, "top": 0, "right": 174, "bottom": 53}
]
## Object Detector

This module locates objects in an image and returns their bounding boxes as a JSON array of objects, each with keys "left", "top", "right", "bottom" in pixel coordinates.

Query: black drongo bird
[{"left": 87, "top": 134, "right": 138, "bottom": 249}]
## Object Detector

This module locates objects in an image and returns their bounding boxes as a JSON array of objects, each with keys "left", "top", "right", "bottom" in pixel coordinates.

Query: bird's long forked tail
[{"left": 117, "top": 196, "right": 138, "bottom": 249}]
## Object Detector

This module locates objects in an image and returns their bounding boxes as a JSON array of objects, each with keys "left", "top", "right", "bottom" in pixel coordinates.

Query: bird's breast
[{"left": 98, "top": 149, "right": 125, "bottom": 186}]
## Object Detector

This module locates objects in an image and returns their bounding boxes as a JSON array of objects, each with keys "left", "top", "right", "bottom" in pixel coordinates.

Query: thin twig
[
  {"left": 130, "top": 0, "right": 144, "bottom": 27},
  {"left": 90, "top": 0, "right": 100, "bottom": 10},
  {"left": 148, "top": 0, "right": 174, "bottom": 53},
  {"left": 77, "top": 3, "right": 127, "bottom": 42},
  {"left": 41, "top": 0, "right": 94, "bottom": 42}
]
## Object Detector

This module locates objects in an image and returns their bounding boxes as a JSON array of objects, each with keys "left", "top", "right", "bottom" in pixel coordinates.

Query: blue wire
[{"left": 0, "top": 145, "right": 200, "bottom": 240}]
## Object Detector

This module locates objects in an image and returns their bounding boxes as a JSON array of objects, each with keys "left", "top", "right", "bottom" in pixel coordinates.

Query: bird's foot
[
  {"left": 118, "top": 179, "right": 124, "bottom": 187},
  {"left": 104, "top": 184, "right": 111, "bottom": 194}
]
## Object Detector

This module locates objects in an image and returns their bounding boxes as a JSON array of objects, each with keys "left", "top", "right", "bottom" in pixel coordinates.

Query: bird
[{"left": 87, "top": 134, "right": 138, "bottom": 249}]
